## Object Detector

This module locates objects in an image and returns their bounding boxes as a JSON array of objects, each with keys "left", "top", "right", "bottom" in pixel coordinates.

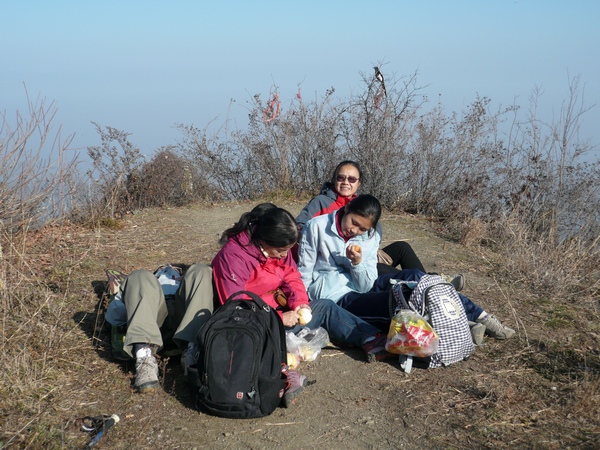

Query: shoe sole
[
  {"left": 484, "top": 331, "right": 515, "bottom": 340},
  {"left": 283, "top": 387, "right": 304, "bottom": 407},
  {"left": 136, "top": 380, "right": 159, "bottom": 393},
  {"left": 470, "top": 323, "right": 486, "bottom": 345}
]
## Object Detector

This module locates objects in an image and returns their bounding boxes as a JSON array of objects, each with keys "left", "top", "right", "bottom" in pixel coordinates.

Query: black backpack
[{"left": 192, "top": 290, "right": 287, "bottom": 418}]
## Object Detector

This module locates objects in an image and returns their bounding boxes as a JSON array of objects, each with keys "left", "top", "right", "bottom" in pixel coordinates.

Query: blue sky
[{"left": 2, "top": 1, "right": 599, "bottom": 158}]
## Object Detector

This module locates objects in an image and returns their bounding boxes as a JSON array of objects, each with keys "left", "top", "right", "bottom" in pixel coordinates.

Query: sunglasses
[{"left": 336, "top": 175, "right": 359, "bottom": 183}]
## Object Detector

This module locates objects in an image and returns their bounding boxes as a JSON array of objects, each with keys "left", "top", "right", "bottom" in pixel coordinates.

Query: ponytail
[{"left": 220, "top": 203, "right": 298, "bottom": 247}]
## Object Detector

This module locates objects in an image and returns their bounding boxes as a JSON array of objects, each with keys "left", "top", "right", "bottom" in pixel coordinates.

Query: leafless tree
[{"left": 0, "top": 92, "right": 78, "bottom": 233}]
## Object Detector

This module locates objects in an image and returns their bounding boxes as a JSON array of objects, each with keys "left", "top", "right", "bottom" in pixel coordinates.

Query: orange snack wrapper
[{"left": 386, "top": 310, "right": 439, "bottom": 357}]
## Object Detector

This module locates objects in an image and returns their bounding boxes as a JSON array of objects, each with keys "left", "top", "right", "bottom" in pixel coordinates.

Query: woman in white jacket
[
  {"left": 298, "top": 194, "right": 515, "bottom": 344},
  {"left": 298, "top": 194, "right": 422, "bottom": 331}
]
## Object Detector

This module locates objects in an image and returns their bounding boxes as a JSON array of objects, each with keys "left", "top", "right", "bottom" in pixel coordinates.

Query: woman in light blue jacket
[
  {"left": 299, "top": 194, "right": 383, "bottom": 302},
  {"left": 298, "top": 194, "right": 515, "bottom": 342},
  {"left": 298, "top": 194, "right": 421, "bottom": 331}
]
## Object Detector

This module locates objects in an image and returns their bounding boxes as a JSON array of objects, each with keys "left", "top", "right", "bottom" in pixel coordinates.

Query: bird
[
  {"left": 374, "top": 66, "right": 384, "bottom": 84},
  {"left": 373, "top": 66, "right": 387, "bottom": 97}
]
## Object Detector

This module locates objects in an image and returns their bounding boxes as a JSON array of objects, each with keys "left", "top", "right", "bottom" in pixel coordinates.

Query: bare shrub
[
  {"left": 477, "top": 77, "right": 600, "bottom": 300},
  {"left": 1, "top": 97, "right": 83, "bottom": 445},
  {"left": 339, "top": 68, "right": 426, "bottom": 207},
  {"left": 82, "top": 123, "right": 145, "bottom": 221},
  {"left": 496, "top": 77, "right": 600, "bottom": 245},
  {"left": 80, "top": 130, "right": 216, "bottom": 219},
  {"left": 237, "top": 86, "right": 344, "bottom": 195},
  {"left": 131, "top": 146, "right": 202, "bottom": 208},
  {"left": 0, "top": 93, "right": 78, "bottom": 233},
  {"left": 0, "top": 223, "right": 97, "bottom": 448},
  {"left": 177, "top": 119, "right": 249, "bottom": 201},
  {"left": 177, "top": 68, "right": 598, "bottom": 302},
  {"left": 398, "top": 97, "right": 510, "bottom": 219},
  {"left": 178, "top": 88, "right": 345, "bottom": 199},
  {"left": 277, "top": 86, "right": 343, "bottom": 193},
  {"left": 458, "top": 217, "right": 489, "bottom": 247}
]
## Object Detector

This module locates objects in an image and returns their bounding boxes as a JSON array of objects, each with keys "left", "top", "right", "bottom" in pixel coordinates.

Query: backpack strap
[
  {"left": 422, "top": 282, "right": 454, "bottom": 316},
  {"left": 226, "top": 290, "right": 273, "bottom": 312},
  {"left": 388, "top": 280, "right": 415, "bottom": 316}
]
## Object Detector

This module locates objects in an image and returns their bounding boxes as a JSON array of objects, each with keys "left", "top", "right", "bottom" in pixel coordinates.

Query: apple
[
  {"left": 297, "top": 308, "right": 312, "bottom": 325},
  {"left": 287, "top": 352, "right": 299, "bottom": 370}
]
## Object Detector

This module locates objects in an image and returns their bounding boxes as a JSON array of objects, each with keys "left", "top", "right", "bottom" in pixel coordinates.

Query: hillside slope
[{"left": 2, "top": 200, "right": 598, "bottom": 449}]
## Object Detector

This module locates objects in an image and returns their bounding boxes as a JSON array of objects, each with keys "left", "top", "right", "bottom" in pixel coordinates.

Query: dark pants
[
  {"left": 338, "top": 269, "right": 484, "bottom": 332},
  {"left": 286, "top": 297, "right": 380, "bottom": 347},
  {"left": 377, "top": 241, "right": 426, "bottom": 275}
]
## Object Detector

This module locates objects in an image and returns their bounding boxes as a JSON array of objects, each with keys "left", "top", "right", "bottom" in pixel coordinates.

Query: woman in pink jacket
[
  {"left": 212, "top": 203, "right": 309, "bottom": 325},
  {"left": 211, "top": 203, "right": 393, "bottom": 406}
]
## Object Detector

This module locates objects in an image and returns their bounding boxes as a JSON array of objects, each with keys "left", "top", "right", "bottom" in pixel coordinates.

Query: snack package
[
  {"left": 286, "top": 327, "right": 330, "bottom": 363},
  {"left": 386, "top": 309, "right": 439, "bottom": 358}
]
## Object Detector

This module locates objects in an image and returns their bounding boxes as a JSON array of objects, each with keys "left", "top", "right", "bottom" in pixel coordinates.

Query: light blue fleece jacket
[{"left": 298, "top": 210, "right": 380, "bottom": 303}]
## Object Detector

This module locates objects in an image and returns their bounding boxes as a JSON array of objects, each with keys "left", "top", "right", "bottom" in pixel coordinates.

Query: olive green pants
[{"left": 121, "top": 263, "right": 214, "bottom": 358}]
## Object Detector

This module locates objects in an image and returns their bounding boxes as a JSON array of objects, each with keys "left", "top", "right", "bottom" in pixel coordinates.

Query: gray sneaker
[
  {"left": 134, "top": 355, "right": 159, "bottom": 393},
  {"left": 469, "top": 321, "right": 486, "bottom": 345},
  {"left": 450, "top": 274, "right": 465, "bottom": 292},
  {"left": 477, "top": 314, "right": 516, "bottom": 340},
  {"left": 440, "top": 273, "right": 465, "bottom": 291}
]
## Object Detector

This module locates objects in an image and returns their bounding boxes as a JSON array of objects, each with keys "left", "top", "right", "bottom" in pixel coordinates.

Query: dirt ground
[{"left": 9, "top": 200, "right": 599, "bottom": 449}]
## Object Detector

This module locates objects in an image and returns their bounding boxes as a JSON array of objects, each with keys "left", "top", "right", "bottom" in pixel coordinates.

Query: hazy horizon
[{"left": 2, "top": 1, "right": 599, "bottom": 159}]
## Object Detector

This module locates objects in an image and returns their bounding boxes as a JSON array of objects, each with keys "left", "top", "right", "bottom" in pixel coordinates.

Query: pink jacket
[{"left": 211, "top": 231, "right": 309, "bottom": 317}]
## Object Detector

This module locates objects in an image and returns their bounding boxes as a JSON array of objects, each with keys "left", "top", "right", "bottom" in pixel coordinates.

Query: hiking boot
[
  {"left": 181, "top": 343, "right": 200, "bottom": 377},
  {"left": 134, "top": 355, "right": 159, "bottom": 393},
  {"left": 283, "top": 370, "right": 307, "bottom": 407},
  {"left": 363, "top": 334, "right": 395, "bottom": 363},
  {"left": 477, "top": 314, "right": 516, "bottom": 340},
  {"left": 469, "top": 321, "right": 486, "bottom": 345}
]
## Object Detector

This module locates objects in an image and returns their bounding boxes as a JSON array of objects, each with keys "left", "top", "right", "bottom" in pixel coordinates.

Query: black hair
[
  {"left": 219, "top": 202, "right": 299, "bottom": 247},
  {"left": 342, "top": 194, "right": 381, "bottom": 231},
  {"left": 331, "top": 160, "right": 364, "bottom": 184}
]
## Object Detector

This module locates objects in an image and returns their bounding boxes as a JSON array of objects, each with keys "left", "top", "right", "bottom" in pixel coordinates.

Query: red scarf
[{"left": 333, "top": 193, "right": 355, "bottom": 210}]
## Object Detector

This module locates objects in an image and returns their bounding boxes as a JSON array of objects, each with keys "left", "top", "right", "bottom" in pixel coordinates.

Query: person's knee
[
  {"left": 185, "top": 263, "right": 212, "bottom": 279},
  {"left": 127, "top": 269, "right": 157, "bottom": 285},
  {"left": 396, "top": 241, "right": 414, "bottom": 252},
  {"left": 386, "top": 240, "right": 411, "bottom": 253},
  {"left": 310, "top": 297, "right": 337, "bottom": 313}
]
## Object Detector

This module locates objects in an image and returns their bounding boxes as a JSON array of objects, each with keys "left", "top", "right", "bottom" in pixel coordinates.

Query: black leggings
[{"left": 377, "top": 241, "right": 426, "bottom": 275}]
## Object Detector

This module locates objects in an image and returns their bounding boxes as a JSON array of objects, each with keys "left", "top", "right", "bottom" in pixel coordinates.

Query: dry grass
[
  {"left": 458, "top": 217, "right": 489, "bottom": 247},
  {"left": 1, "top": 201, "right": 599, "bottom": 449},
  {"left": 494, "top": 216, "right": 600, "bottom": 302}
]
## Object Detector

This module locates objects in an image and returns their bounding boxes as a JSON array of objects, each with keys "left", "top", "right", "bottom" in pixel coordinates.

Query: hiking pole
[{"left": 82, "top": 414, "right": 120, "bottom": 448}]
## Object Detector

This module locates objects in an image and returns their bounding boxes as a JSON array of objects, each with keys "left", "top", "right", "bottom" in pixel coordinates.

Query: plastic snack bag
[
  {"left": 286, "top": 327, "right": 330, "bottom": 363},
  {"left": 386, "top": 309, "right": 439, "bottom": 358}
]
